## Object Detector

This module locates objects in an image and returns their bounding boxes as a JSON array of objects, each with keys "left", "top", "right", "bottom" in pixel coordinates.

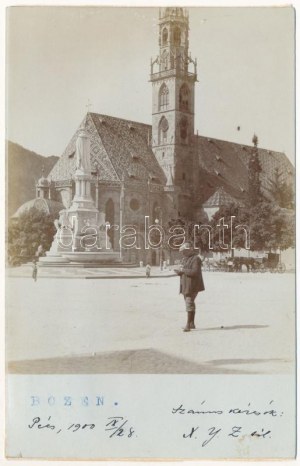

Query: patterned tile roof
[
  {"left": 90, "top": 113, "right": 165, "bottom": 183},
  {"left": 49, "top": 113, "right": 294, "bottom": 205},
  {"left": 49, "top": 113, "right": 166, "bottom": 185},
  {"left": 203, "top": 186, "right": 240, "bottom": 207},
  {"left": 195, "top": 135, "right": 294, "bottom": 204}
]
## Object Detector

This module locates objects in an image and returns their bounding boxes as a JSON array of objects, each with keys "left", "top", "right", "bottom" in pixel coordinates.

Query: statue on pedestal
[{"left": 75, "top": 129, "right": 91, "bottom": 175}]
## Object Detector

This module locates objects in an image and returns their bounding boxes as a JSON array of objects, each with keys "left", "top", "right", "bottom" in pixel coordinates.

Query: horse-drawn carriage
[
  {"left": 202, "top": 253, "right": 286, "bottom": 273},
  {"left": 233, "top": 253, "right": 285, "bottom": 273}
]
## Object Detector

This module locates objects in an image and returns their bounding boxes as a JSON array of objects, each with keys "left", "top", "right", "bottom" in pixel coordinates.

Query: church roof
[
  {"left": 49, "top": 113, "right": 294, "bottom": 204},
  {"left": 203, "top": 186, "right": 240, "bottom": 207},
  {"left": 195, "top": 135, "right": 294, "bottom": 204},
  {"left": 49, "top": 113, "right": 166, "bottom": 185}
]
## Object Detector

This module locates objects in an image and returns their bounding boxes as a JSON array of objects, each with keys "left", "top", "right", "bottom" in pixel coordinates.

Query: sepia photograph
[{"left": 4, "top": 3, "right": 296, "bottom": 460}]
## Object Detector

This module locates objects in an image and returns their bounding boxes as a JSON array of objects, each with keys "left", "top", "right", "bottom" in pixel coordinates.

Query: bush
[{"left": 7, "top": 207, "right": 57, "bottom": 266}]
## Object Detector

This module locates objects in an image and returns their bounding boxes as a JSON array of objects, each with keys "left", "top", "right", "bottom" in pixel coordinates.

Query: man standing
[
  {"left": 145, "top": 263, "right": 151, "bottom": 278},
  {"left": 32, "top": 261, "right": 38, "bottom": 282},
  {"left": 174, "top": 241, "right": 205, "bottom": 332}
]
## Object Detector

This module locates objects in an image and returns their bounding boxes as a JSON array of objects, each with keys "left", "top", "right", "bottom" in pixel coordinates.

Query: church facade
[{"left": 42, "top": 7, "right": 294, "bottom": 265}]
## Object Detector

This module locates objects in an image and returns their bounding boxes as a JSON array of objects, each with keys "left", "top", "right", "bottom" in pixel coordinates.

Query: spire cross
[{"left": 86, "top": 99, "right": 92, "bottom": 113}]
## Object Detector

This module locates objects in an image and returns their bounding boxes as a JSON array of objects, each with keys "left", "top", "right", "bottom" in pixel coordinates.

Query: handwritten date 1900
[
  {"left": 28, "top": 416, "right": 95, "bottom": 434},
  {"left": 28, "top": 415, "right": 136, "bottom": 438}
]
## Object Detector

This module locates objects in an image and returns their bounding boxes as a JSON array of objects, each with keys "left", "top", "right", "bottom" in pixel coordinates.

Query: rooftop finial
[
  {"left": 160, "top": 7, "right": 186, "bottom": 19},
  {"left": 86, "top": 99, "right": 92, "bottom": 113},
  {"left": 252, "top": 133, "right": 258, "bottom": 147}
]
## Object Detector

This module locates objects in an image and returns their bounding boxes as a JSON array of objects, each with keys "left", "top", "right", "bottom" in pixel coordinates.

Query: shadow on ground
[
  {"left": 201, "top": 325, "right": 269, "bottom": 331},
  {"left": 7, "top": 348, "right": 288, "bottom": 375},
  {"left": 206, "top": 358, "right": 290, "bottom": 366}
]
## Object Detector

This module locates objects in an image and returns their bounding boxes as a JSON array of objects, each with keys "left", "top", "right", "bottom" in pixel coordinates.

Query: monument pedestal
[{"left": 39, "top": 127, "right": 122, "bottom": 267}]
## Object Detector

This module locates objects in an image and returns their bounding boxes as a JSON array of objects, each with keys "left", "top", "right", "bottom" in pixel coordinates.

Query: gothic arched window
[
  {"left": 174, "top": 27, "right": 181, "bottom": 46},
  {"left": 159, "top": 83, "right": 169, "bottom": 110},
  {"left": 162, "top": 28, "right": 168, "bottom": 46},
  {"left": 158, "top": 116, "right": 169, "bottom": 145},
  {"left": 179, "top": 83, "right": 189, "bottom": 111}
]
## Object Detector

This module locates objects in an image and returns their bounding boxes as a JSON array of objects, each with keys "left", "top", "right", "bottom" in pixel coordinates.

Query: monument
[{"left": 39, "top": 126, "right": 122, "bottom": 266}]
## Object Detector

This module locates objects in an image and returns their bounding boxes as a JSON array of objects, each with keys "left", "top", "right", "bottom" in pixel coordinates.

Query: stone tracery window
[
  {"left": 159, "top": 83, "right": 169, "bottom": 110},
  {"left": 158, "top": 116, "right": 169, "bottom": 145}
]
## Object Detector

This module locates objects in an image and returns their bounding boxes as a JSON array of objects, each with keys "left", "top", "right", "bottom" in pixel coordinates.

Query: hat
[{"left": 179, "top": 241, "right": 194, "bottom": 252}]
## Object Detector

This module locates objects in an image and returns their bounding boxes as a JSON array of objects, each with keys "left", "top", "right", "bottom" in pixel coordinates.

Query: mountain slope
[{"left": 6, "top": 141, "right": 58, "bottom": 218}]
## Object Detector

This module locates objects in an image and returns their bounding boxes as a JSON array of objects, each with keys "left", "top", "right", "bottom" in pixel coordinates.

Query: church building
[{"left": 23, "top": 7, "right": 294, "bottom": 265}]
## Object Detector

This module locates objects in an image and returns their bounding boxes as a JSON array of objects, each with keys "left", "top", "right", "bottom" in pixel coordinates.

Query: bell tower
[{"left": 150, "top": 7, "right": 197, "bottom": 217}]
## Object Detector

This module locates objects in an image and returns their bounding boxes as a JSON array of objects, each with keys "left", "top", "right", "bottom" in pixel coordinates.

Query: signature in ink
[
  {"left": 182, "top": 425, "right": 272, "bottom": 446},
  {"left": 183, "top": 426, "right": 221, "bottom": 447}
]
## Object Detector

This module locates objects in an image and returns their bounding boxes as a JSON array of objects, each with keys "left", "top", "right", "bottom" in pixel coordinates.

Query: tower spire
[{"left": 149, "top": 8, "right": 197, "bottom": 217}]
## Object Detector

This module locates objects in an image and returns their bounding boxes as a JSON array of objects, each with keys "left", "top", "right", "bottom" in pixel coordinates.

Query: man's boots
[
  {"left": 183, "top": 312, "right": 193, "bottom": 332},
  {"left": 190, "top": 311, "right": 196, "bottom": 329}
]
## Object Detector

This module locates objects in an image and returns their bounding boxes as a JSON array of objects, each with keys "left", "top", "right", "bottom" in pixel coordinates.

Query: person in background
[
  {"left": 174, "top": 241, "right": 205, "bottom": 332},
  {"left": 145, "top": 263, "right": 151, "bottom": 278},
  {"left": 32, "top": 261, "right": 38, "bottom": 282}
]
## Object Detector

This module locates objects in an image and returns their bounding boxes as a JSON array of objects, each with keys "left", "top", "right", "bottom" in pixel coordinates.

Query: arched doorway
[
  {"left": 105, "top": 198, "right": 115, "bottom": 248},
  {"left": 151, "top": 250, "right": 158, "bottom": 266}
]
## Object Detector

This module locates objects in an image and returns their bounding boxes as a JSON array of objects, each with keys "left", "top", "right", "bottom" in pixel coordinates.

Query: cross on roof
[{"left": 86, "top": 99, "right": 92, "bottom": 113}]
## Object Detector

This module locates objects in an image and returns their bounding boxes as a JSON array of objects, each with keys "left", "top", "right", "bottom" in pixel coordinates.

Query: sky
[{"left": 6, "top": 6, "right": 295, "bottom": 163}]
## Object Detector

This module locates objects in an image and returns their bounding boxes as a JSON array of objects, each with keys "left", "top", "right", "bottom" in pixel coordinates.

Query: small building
[
  {"left": 203, "top": 186, "right": 242, "bottom": 220},
  {"left": 12, "top": 174, "right": 64, "bottom": 220}
]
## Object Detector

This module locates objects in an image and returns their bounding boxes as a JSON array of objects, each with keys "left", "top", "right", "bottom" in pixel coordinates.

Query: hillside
[{"left": 6, "top": 141, "right": 58, "bottom": 218}]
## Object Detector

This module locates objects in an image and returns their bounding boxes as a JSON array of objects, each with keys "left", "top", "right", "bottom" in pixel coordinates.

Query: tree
[
  {"left": 209, "top": 200, "right": 295, "bottom": 254},
  {"left": 165, "top": 213, "right": 214, "bottom": 255},
  {"left": 209, "top": 203, "right": 249, "bottom": 256},
  {"left": 248, "top": 201, "right": 295, "bottom": 252},
  {"left": 248, "top": 133, "right": 262, "bottom": 206},
  {"left": 278, "top": 181, "right": 295, "bottom": 210},
  {"left": 267, "top": 168, "right": 294, "bottom": 209},
  {"left": 7, "top": 207, "right": 57, "bottom": 266}
]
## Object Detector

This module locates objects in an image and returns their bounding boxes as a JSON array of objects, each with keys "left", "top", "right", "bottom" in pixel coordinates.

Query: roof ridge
[
  {"left": 89, "top": 112, "right": 152, "bottom": 129},
  {"left": 195, "top": 133, "right": 286, "bottom": 156}
]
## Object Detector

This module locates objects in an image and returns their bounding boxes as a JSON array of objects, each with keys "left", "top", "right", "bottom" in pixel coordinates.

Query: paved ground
[
  {"left": 7, "top": 264, "right": 176, "bottom": 279},
  {"left": 6, "top": 271, "right": 295, "bottom": 374}
]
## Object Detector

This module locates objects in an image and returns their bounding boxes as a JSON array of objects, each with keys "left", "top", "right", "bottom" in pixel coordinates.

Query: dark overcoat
[{"left": 179, "top": 254, "right": 205, "bottom": 295}]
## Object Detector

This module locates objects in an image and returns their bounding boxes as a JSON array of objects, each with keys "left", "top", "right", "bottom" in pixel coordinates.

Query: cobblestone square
[{"left": 6, "top": 271, "right": 295, "bottom": 374}]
